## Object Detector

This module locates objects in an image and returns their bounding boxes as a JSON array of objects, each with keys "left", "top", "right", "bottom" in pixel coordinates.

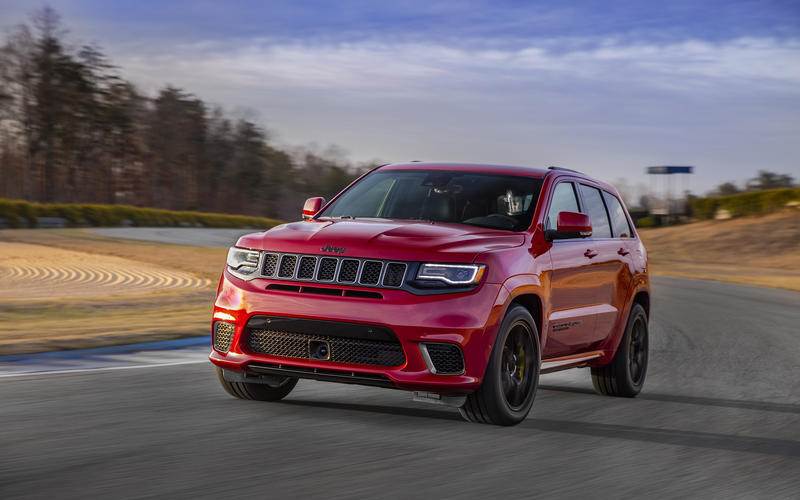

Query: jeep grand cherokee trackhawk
[{"left": 209, "top": 163, "right": 650, "bottom": 425}]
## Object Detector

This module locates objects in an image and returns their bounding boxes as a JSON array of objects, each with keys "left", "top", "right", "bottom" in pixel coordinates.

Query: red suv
[{"left": 210, "top": 163, "right": 650, "bottom": 425}]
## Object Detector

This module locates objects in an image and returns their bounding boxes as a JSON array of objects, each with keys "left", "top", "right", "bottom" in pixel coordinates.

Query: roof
[{"left": 379, "top": 162, "right": 552, "bottom": 178}]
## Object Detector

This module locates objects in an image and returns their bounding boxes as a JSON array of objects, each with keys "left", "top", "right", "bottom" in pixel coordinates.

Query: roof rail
[{"left": 547, "top": 165, "right": 584, "bottom": 174}]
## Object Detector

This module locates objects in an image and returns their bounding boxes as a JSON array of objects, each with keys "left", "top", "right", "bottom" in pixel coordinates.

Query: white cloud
[
  {"left": 109, "top": 36, "right": 800, "bottom": 190},
  {"left": 116, "top": 36, "right": 800, "bottom": 95}
]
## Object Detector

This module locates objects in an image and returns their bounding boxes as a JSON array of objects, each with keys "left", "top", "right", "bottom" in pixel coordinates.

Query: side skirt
[{"left": 540, "top": 350, "right": 604, "bottom": 374}]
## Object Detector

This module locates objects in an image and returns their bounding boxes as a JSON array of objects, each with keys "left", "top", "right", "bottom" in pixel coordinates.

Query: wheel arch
[
  {"left": 632, "top": 289, "right": 650, "bottom": 318},
  {"left": 508, "top": 293, "right": 543, "bottom": 341},
  {"left": 595, "top": 285, "right": 650, "bottom": 365},
  {"left": 498, "top": 274, "right": 548, "bottom": 350}
]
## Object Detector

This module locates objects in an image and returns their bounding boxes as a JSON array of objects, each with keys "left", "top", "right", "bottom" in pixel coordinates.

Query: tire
[
  {"left": 591, "top": 303, "right": 648, "bottom": 397},
  {"left": 215, "top": 367, "right": 298, "bottom": 401},
  {"left": 459, "top": 305, "right": 540, "bottom": 426}
]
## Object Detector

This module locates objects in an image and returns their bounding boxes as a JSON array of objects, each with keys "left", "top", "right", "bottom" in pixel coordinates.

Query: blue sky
[{"left": 2, "top": 0, "right": 799, "bottom": 194}]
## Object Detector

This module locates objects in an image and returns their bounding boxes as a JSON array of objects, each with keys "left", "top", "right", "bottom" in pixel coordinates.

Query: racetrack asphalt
[{"left": 2, "top": 229, "right": 798, "bottom": 498}]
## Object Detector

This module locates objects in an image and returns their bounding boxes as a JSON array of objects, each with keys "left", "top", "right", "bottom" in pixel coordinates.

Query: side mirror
[
  {"left": 547, "top": 211, "right": 592, "bottom": 240},
  {"left": 302, "top": 197, "right": 326, "bottom": 220}
]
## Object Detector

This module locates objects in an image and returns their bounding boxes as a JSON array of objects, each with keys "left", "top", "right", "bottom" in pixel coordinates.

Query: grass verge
[{"left": 0, "top": 229, "right": 222, "bottom": 355}]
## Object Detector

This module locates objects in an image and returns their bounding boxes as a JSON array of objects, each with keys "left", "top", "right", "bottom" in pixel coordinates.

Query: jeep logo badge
[{"left": 321, "top": 244, "right": 346, "bottom": 254}]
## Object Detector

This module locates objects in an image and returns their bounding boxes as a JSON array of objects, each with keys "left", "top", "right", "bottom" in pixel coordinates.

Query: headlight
[
  {"left": 226, "top": 247, "right": 260, "bottom": 277},
  {"left": 416, "top": 263, "right": 485, "bottom": 286}
]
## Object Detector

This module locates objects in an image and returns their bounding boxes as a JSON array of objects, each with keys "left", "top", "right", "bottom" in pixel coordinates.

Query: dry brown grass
[
  {"left": 0, "top": 229, "right": 227, "bottom": 281},
  {"left": 0, "top": 229, "right": 222, "bottom": 354},
  {"left": 640, "top": 210, "right": 800, "bottom": 291}
]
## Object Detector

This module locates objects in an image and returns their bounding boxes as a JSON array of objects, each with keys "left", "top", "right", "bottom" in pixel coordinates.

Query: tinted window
[
  {"left": 602, "top": 191, "right": 633, "bottom": 238},
  {"left": 578, "top": 184, "right": 612, "bottom": 238},
  {"left": 321, "top": 170, "right": 543, "bottom": 232},
  {"left": 546, "top": 182, "right": 580, "bottom": 230}
]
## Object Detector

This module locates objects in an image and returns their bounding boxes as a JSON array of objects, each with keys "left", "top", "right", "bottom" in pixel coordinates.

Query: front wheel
[
  {"left": 591, "top": 303, "right": 649, "bottom": 397},
  {"left": 459, "top": 305, "right": 540, "bottom": 426},
  {"left": 216, "top": 367, "right": 298, "bottom": 401}
]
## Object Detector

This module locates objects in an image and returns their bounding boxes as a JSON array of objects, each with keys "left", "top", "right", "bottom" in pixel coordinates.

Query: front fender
[{"left": 489, "top": 273, "right": 551, "bottom": 352}]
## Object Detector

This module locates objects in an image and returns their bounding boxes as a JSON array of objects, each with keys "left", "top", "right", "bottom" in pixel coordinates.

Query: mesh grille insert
[
  {"left": 247, "top": 329, "right": 405, "bottom": 367},
  {"left": 278, "top": 255, "right": 297, "bottom": 278},
  {"left": 382, "top": 263, "right": 406, "bottom": 287},
  {"left": 262, "top": 254, "right": 279, "bottom": 276},
  {"left": 297, "top": 256, "right": 317, "bottom": 280},
  {"left": 359, "top": 261, "right": 382, "bottom": 285},
  {"left": 425, "top": 343, "right": 464, "bottom": 374},
  {"left": 338, "top": 259, "right": 359, "bottom": 283},
  {"left": 316, "top": 257, "right": 337, "bottom": 281},
  {"left": 213, "top": 322, "right": 235, "bottom": 353}
]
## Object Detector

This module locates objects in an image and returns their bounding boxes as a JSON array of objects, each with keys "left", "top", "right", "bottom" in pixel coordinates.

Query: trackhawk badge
[{"left": 321, "top": 244, "right": 346, "bottom": 254}]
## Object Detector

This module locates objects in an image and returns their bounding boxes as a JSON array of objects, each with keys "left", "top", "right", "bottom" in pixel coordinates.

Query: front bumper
[{"left": 208, "top": 271, "right": 507, "bottom": 393}]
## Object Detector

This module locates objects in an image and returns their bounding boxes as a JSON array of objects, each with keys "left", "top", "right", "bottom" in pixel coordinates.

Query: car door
[
  {"left": 545, "top": 180, "right": 600, "bottom": 357},
  {"left": 601, "top": 190, "right": 638, "bottom": 335},
  {"left": 575, "top": 184, "right": 628, "bottom": 346}
]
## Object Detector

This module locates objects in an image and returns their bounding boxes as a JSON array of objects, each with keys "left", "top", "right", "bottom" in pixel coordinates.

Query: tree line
[
  {"left": 0, "top": 8, "right": 375, "bottom": 220},
  {"left": 713, "top": 170, "right": 796, "bottom": 197}
]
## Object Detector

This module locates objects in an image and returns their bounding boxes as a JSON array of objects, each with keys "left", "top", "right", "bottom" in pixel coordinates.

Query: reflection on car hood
[{"left": 236, "top": 219, "right": 526, "bottom": 262}]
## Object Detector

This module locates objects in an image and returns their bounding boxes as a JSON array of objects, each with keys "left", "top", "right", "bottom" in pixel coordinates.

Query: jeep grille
[{"left": 258, "top": 253, "right": 407, "bottom": 289}]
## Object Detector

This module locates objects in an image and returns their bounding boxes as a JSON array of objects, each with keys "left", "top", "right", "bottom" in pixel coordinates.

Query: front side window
[
  {"left": 546, "top": 182, "right": 580, "bottom": 230},
  {"left": 602, "top": 191, "right": 633, "bottom": 238},
  {"left": 578, "top": 184, "right": 612, "bottom": 238},
  {"left": 320, "top": 170, "right": 543, "bottom": 231}
]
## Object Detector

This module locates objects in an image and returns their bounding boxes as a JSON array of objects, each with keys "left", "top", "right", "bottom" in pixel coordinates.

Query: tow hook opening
[{"left": 309, "top": 340, "right": 331, "bottom": 360}]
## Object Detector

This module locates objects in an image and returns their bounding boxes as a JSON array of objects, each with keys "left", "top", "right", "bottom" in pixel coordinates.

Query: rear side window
[
  {"left": 602, "top": 191, "right": 633, "bottom": 238},
  {"left": 546, "top": 182, "right": 580, "bottom": 230},
  {"left": 578, "top": 184, "right": 612, "bottom": 238}
]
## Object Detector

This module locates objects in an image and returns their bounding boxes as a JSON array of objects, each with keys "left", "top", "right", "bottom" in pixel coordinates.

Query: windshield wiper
[
  {"left": 318, "top": 215, "right": 355, "bottom": 220},
  {"left": 325, "top": 215, "right": 385, "bottom": 220}
]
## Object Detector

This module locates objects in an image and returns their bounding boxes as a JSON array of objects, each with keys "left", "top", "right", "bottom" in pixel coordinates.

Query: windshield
[{"left": 319, "top": 170, "right": 543, "bottom": 231}]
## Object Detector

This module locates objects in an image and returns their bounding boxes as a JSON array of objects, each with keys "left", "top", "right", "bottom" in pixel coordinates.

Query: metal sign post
[{"left": 646, "top": 166, "right": 695, "bottom": 224}]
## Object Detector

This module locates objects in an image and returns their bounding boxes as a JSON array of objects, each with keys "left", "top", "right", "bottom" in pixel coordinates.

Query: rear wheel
[
  {"left": 459, "top": 305, "right": 540, "bottom": 426},
  {"left": 591, "top": 303, "right": 648, "bottom": 397},
  {"left": 216, "top": 367, "right": 298, "bottom": 401}
]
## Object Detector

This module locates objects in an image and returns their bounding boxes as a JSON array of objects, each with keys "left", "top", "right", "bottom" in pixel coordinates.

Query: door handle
[
  {"left": 584, "top": 249, "right": 598, "bottom": 259},
  {"left": 617, "top": 248, "right": 630, "bottom": 256}
]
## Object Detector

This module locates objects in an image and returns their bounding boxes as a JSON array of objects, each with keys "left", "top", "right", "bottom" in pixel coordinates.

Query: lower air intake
[
  {"left": 247, "top": 329, "right": 405, "bottom": 367},
  {"left": 423, "top": 343, "right": 464, "bottom": 375},
  {"left": 213, "top": 322, "right": 235, "bottom": 353}
]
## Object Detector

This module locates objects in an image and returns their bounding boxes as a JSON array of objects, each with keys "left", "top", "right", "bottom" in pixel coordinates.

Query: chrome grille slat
[
  {"left": 316, "top": 257, "right": 338, "bottom": 281},
  {"left": 358, "top": 260, "right": 383, "bottom": 285},
  {"left": 262, "top": 253, "right": 279, "bottom": 277},
  {"left": 381, "top": 262, "right": 407, "bottom": 287},
  {"left": 258, "top": 253, "right": 408, "bottom": 289},
  {"left": 337, "top": 259, "right": 360, "bottom": 283},
  {"left": 297, "top": 256, "right": 317, "bottom": 280},
  {"left": 278, "top": 254, "right": 298, "bottom": 278}
]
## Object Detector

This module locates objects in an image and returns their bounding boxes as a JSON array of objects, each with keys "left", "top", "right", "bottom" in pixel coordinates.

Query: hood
[{"left": 236, "top": 219, "right": 526, "bottom": 262}]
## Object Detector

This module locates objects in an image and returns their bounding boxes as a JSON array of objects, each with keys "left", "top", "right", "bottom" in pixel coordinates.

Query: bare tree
[{"left": 0, "top": 7, "right": 366, "bottom": 219}]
